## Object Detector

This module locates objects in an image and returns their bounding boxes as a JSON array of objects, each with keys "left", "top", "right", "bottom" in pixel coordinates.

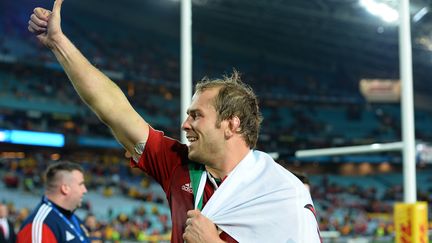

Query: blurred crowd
[
  {"left": 311, "top": 174, "right": 432, "bottom": 237},
  {"left": 2, "top": 60, "right": 432, "bottom": 161},
  {"left": 2, "top": 153, "right": 432, "bottom": 241},
  {"left": 1, "top": 1, "right": 432, "bottom": 160}
]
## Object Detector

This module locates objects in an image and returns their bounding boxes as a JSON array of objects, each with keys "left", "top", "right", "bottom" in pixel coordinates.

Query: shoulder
[
  {"left": 17, "top": 223, "right": 58, "bottom": 243},
  {"left": 17, "top": 204, "right": 59, "bottom": 243},
  {"left": 253, "top": 150, "right": 302, "bottom": 184},
  {"left": 146, "top": 126, "right": 187, "bottom": 153}
]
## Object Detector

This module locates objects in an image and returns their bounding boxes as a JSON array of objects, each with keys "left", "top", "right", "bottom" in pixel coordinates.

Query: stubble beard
[{"left": 188, "top": 143, "right": 208, "bottom": 164}]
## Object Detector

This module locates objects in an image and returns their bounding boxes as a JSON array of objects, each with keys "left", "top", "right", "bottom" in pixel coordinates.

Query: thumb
[{"left": 52, "top": 0, "right": 64, "bottom": 16}]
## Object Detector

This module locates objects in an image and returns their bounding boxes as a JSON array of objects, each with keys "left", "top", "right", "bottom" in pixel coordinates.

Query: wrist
[{"left": 48, "top": 32, "right": 66, "bottom": 50}]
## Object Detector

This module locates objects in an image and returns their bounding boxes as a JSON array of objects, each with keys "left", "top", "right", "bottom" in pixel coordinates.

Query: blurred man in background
[
  {"left": 85, "top": 214, "right": 104, "bottom": 243},
  {"left": 17, "top": 161, "right": 89, "bottom": 242},
  {"left": 0, "top": 202, "right": 16, "bottom": 243}
]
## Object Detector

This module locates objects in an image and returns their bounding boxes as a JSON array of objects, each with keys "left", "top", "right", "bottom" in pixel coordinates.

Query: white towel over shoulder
[{"left": 202, "top": 150, "right": 320, "bottom": 243}]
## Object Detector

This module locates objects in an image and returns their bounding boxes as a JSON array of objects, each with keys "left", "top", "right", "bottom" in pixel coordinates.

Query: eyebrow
[{"left": 186, "top": 108, "right": 201, "bottom": 115}]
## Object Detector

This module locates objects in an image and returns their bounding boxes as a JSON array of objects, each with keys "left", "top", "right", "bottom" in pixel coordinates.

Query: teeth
[{"left": 187, "top": 136, "right": 197, "bottom": 142}]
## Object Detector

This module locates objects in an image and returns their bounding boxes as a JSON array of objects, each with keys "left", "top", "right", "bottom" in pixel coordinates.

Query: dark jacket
[{"left": 0, "top": 219, "right": 16, "bottom": 243}]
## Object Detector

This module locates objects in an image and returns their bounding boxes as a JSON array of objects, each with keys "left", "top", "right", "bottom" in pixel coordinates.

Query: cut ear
[
  {"left": 230, "top": 116, "right": 241, "bottom": 132},
  {"left": 60, "top": 184, "right": 70, "bottom": 195},
  {"left": 225, "top": 116, "right": 241, "bottom": 138}
]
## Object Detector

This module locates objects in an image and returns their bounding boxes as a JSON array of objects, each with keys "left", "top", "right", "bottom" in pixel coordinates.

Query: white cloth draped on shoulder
[{"left": 201, "top": 150, "right": 320, "bottom": 243}]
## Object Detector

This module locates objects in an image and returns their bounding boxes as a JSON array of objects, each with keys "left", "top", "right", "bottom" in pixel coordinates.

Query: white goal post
[{"left": 295, "top": 142, "right": 404, "bottom": 158}]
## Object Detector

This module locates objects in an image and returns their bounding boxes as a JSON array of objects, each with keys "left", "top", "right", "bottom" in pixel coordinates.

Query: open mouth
[{"left": 186, "top": 135, "right": 198, "bottom": 145}]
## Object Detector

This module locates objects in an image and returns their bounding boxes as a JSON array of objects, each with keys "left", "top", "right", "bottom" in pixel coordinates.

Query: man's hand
[
  {"left": 28, "top": 0, "right": 64, "bottom": 48},
  {"left": 183, "top": 210, "right": 225, "bottom": 243}
]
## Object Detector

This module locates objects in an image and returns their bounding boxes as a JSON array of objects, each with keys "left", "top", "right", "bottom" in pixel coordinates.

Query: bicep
[{"left": 103, "top": 103, "right": 150, "bottom": 156}]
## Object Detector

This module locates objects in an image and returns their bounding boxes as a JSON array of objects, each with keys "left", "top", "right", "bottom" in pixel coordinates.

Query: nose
[{"left": 181, "top": 116, "right": 192, "bottom": 131}]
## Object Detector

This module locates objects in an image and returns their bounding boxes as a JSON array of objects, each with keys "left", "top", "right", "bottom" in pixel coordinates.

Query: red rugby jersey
[{"left": 132, "top": 127, "right": 236, "bottom": 243}]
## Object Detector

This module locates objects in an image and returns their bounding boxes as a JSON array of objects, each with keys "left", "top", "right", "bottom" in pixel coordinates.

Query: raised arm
[{"left": 28, "top": 0, "right": 149, "bottom": 157}]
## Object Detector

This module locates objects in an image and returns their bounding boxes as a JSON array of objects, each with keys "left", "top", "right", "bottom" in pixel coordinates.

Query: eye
[
  {"left": 194, "top": 112, "right": 202, "bottom": 120},
  {"left": 189, "top": 111, "right": 201, "bottom": 120}
]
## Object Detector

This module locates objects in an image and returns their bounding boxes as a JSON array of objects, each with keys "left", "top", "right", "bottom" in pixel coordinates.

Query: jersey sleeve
[
  {"left": 17, "top": 223, "right": 58, "bottom": 243},
  {"left": 131, "top": 126, "right": 189, "bottom": 193}
]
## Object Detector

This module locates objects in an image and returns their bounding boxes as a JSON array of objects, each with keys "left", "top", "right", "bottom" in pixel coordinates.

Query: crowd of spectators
[
  {"left": 311, "top": 175, "right": 431, "bottom": 237},
  {"left": 2, "top": 152, "right": 432, "bottom": 241},
  {"left": 2, "top": 60, "right": 432, "bottom": 160},
  {"left": 1, "top": 4, "right": 432, "bottom": 158}
]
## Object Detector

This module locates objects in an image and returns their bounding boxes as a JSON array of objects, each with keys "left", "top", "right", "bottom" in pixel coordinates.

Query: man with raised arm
[{"left": 28, "top": 1, "right": 321, "bottom": 242}]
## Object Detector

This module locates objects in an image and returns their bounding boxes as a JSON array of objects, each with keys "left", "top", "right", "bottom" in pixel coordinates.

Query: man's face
[
  {"left": 182, "top": 88, "right": 227, "bottom": 164},
  {"left": 85, "top": 215, "right": 98, "bottom": 229},
  {"left": 65, "top": 170, "right": 87, "bottom": 210},
  {"left": 0, "top": 204, "right": 8, "bottom": 218}
]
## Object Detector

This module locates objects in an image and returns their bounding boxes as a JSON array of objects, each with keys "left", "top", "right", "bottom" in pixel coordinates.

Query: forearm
[
  {"left": 50, "top": 34, "right": 125, "bottom": 121},
  {"left": 49, "top": 34, "right": 149, "bottom": 152},
  {"left": 28, "top": 1, "right": 149, "bottom": 155}
]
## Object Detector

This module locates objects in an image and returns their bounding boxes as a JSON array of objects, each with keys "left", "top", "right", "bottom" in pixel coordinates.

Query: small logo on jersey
[
  {"left": 66, "top": 230, "right": 75, "bottom": 241},
  {"left": 181, "top": 183, "right": 193, "bottom": 193}
]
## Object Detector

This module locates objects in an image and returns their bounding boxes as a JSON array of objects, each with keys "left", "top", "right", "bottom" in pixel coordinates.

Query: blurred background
[{"left": 1, "top": 0, "right": 432, "bottom": 242}]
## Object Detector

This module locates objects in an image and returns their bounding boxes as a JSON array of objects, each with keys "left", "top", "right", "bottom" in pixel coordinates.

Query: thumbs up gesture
[{"left": 28, "top": 0, "right": 65, "bottom": 49}]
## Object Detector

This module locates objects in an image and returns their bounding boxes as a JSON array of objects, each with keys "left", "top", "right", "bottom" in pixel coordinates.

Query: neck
[
  {"left": 45, "top": 194, "right": 73, "bottom": 211},
  {"left": 205, "top": 147, "right": 251, "bottom": 179}
]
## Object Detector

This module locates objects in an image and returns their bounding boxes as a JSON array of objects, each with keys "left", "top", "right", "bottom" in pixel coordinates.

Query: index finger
[
  {"left": 33, "top": 8, "right": 51, "bottom": 21},
  {"left": 52, "top": 0, "right": 64, "bottom": 15}
]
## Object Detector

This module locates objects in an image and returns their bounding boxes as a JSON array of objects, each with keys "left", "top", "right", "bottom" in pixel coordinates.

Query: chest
[
  {"left": 46, "top": 212, "right": 88, "bottom": 243},
  {"left": 167, "top": 167, "right": 215, "bottom": 225},
  {"left": 166, "top": 165, "right": 238, "bottom": 243}
]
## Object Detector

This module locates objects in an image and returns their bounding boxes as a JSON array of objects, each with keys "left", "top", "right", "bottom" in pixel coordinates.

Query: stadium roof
[{"left": 64, "top": 0, "right": 432, "bottom": 98}]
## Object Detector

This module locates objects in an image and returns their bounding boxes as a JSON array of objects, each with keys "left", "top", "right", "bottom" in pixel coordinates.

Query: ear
[
  {"left": 60, "top": 184, "right": 70, "bottom": 195},
  {"left": 224, "top": 116, "right": 241, "bottom": 138}
]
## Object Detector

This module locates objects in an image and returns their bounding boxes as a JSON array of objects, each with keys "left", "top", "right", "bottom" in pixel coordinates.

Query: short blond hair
[{"left": 195, "top": 71, "right": 263, "bottom": 148}]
